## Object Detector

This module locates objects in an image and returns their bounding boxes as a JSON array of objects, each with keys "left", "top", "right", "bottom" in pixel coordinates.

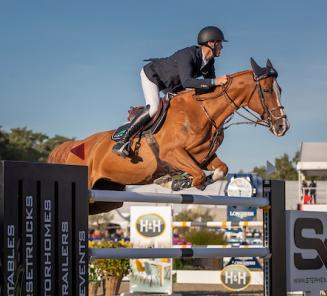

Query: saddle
[{"left": 112, "top": 94, "right": 173, "bottom": 142}]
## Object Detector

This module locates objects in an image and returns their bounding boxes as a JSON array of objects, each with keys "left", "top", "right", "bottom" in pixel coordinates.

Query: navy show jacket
[{"left": 143, "top": 46, "right": 216, "bottom": 93}]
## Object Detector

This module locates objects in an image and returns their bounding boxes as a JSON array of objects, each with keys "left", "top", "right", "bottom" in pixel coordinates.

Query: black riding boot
[{"left": 112, "top": 107, "right": 151, "bottom": 157}]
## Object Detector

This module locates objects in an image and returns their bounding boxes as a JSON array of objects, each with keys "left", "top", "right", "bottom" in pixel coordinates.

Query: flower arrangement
[
  {"left": 89, "top": 239, "right": 131, "bottom": 278},
  {"left": 88, "top": 263, "right": 102, "bottom": 284},
  {"left": 88, "top": 239, "right": 131, "bottom": 296}
]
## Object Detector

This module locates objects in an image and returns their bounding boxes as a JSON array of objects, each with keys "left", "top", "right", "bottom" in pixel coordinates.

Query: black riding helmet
[{"left": 197, "top": 26, "right": 228, "bottom": 44}]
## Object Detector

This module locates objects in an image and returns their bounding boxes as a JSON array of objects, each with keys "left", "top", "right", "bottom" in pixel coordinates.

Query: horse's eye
[{"left": 263, "top": 88, "right": 272, "bottom": 93}]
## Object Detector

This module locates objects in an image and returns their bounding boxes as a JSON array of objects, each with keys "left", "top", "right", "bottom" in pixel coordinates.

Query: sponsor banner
[
  {"left": 220, "top": 264, "right": 252, "bottom": 291},
  {"left": 286, "top": 210, "right": 327, "bottom": 294},
  {"left": 227, "top": 206, "right": 257, "bottom": 222},
  {"left": 130, "top": 206, "right": 172, "bottom": 294},
  {"left": 226, "top": 257, "right": 262, "bottom": 270}
]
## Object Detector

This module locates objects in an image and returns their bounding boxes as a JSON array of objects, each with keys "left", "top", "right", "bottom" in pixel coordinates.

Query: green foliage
[
  {"left": 174, "top": 208, "right": 214, "bottom": 223},
  {"left": 89, "top": 240, "right": 131, "bottom": 278},
  {"left": 252, "top": 153, "right": 298, "bottom": 180},
  {"left": 0, "top": 126, "right": 72, "bottom": 162},
  {"left": 185, "top": 229, "right": 227, "bottom": 246},
  {"left": 172, "top": 258, "right": 185, "bottom": 270},
  {"left": 252, "top": 150, "right": 327, "bottom": 180},
  {"left": 173, "top": 230, "right": 226, "bottom": 270}
]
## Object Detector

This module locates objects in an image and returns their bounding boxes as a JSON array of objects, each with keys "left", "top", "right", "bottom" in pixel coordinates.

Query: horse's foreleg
[
  {"left": 163, "top": 147, "right": 206, "bottom": 188},
  {"left": 204, "top": 154, "right": 228, "bottom": 181}
]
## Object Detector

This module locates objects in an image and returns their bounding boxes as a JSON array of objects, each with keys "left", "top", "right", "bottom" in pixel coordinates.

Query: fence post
[{"left": 265, "top": 180, "right": 286, "bottom": 296}]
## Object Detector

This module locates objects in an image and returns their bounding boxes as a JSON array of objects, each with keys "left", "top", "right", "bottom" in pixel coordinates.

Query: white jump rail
[
  {"left": 89, "top": 190, "right": 269, "bottom": 208},
  {"left": 173, "top": 221, "right": 263, "bottom": 227}
]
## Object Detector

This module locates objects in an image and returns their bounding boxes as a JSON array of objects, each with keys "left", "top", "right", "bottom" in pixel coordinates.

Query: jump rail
[
  {"left": 89, "top": 189, "right": 269, "bottom": 208},
  {"left": 173, "top": 221, "right": 263, "bottom": 227},
  {"left": 89, "top": 247, "right": 270, "bottom": 259}
]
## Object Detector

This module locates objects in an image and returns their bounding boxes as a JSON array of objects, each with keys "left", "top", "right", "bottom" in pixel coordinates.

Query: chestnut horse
[{"left": 48, "top": 58, "right": 289, "bottom": 214}]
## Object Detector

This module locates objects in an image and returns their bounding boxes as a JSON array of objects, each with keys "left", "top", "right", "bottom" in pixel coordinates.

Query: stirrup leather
[{"left": 112, "top": 141, "right": 130, "bottom": 158}]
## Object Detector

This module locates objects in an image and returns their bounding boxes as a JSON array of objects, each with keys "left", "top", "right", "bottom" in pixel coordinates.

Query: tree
[
  {"left": 272, "top": 153, "right": 298, "bottom": 180},
  {"left": 0, "top": 127, "right": 9, "bottom": 159},
  {"left": 252, "top": 153, "right": 298, "bottom": 180},
  {"left": 37, "top": 134, "right": 73, "bottom": 162},
  {"left": 252, "top": 165, "right": 267, "bottom": 179},
  {"left": 8, "top": 127, "right": 48, "bottom": 161},
  {"left": 0, "top": 126, "right": 73, "bottom": 162}
]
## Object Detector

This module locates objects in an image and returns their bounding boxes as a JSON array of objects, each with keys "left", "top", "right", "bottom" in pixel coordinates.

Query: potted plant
[
  {"left": 89, "top": 240, "right": 130, "bottom": 296},
  {"left": 88, "top": 263, "right": 101, "bottom": 296}
]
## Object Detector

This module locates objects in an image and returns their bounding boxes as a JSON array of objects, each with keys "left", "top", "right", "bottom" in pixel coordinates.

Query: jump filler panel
[{"left": 0, "top": 161, "right": 89, "bottom": 296}]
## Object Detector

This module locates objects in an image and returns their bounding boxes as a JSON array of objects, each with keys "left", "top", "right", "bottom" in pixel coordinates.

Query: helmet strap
[{"left": 204, "top": 44, "right": 217, "bottom": 58}]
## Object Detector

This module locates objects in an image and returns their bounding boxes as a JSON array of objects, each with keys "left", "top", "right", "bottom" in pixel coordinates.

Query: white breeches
[{"left": 140, "top": 68, "right": 160, "bottom": 117}]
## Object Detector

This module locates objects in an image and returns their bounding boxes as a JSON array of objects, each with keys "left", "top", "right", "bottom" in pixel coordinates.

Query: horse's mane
[
  {"left": 229, "top": 69, "right": 253, "bottom": 78},
  {"left": 172, "top": 69, "right": 254, "bottom": 102},
  {"left": 187, "top": 69, "right": 254, "bottom": 100}
]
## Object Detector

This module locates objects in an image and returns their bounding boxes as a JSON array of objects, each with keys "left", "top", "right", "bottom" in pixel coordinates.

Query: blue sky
[{"left": 0, "top": 1, "right": 326, "bottom": 172}]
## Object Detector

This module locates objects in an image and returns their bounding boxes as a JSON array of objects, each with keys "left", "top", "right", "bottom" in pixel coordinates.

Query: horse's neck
[
  {"left": 228, "top": 71, "right": 255, "bottom": 108},
  {"left": 202, "top": 71, "right": 255, "bottom": 127}
]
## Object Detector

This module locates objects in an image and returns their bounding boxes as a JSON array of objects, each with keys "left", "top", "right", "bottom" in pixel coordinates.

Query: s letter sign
[{"left": 286, "top": 211, "right": 327, "bottom": 294}]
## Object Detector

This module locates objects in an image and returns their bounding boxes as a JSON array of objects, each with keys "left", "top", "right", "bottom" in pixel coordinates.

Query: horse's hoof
[
  {"left": 171, "top": 177, "right": 192, "bottom": 191},
  {"left": 195, "top": 175, "right": 215, "bottom": 191},
  {"left": 205, "top": 174, "right": 215, "bottom": 185},
  {"left": 196, "top": 183, "right": 207, "bottom": 191},
  {"left": 154, "top": 175, "right": 172, "bottom": 185}
]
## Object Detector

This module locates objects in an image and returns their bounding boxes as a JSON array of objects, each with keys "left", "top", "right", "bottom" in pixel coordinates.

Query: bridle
[
  {"left": 221, "top": 74, "right": 287, "bottom": 129},
  {"left": 195, "top": 73, "right": 288, "bottom": 167},
  {"left": 196, "top": 74, "right": 287, "bottom": 131}
]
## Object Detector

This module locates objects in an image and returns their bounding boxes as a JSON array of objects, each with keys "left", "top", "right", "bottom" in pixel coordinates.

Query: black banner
[{"left": 0, "top": 161, "right": 88, "bottom": 296}]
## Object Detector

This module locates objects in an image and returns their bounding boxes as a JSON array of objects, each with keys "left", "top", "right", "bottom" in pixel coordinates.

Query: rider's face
[
  {"left": 207, "top": 40, "right": 223, "bottom": 58},
  {"left": 213, "top": 41, "right": 223, "bottom": 57}
]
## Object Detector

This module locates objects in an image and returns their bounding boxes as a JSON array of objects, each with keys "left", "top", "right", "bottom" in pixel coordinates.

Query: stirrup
[{"left": 112, "top": 142, "right": 130, "bottom": 158}]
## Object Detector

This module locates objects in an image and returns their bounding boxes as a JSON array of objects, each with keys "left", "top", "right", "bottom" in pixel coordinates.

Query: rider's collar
[{"left": 201, "top": 47, "right": 209, "bottom": 67}]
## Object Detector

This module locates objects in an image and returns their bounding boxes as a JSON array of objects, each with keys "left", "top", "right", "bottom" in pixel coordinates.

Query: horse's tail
[{"left": 48, "top": 140, "right": 76, "bottom": 164}]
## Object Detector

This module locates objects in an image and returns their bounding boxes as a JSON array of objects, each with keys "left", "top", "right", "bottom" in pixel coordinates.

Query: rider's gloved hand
[{"left": 215, "top": 75, "right": 227, "bottom": 86}]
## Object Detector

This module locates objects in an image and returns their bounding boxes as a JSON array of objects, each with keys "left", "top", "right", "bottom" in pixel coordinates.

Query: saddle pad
[
  {"left": 111, "top": 95, "right": 173, "bottom": 142},
  {"left": 111, "top": 122, "right": 130, "bottom": 142}
]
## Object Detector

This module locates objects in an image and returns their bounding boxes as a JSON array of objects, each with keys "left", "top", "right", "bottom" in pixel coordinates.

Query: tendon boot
[{"left": 112, "top": 107, "right": 151, "bottom": 157}]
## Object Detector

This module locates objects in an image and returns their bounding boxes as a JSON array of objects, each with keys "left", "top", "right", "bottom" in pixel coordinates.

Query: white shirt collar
[{"left": 201, "top": 48, "right": 208, "bottom": 67}]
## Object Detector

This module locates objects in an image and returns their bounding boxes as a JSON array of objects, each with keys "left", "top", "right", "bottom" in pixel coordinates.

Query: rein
[
  {"left": 196, "top": 75, "right": 286, "bottom": 131},
  {"left": 222, "top": 79, "right": 270, "bottom": 129},
  {"left": 194, "top": 73, "right": 286, "bottom": 167}
]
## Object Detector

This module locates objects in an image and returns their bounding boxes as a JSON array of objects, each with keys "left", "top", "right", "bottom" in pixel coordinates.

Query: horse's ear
[
  {"left": 250, "top": 57, "right": 260, "bottom": 71},
  {"left": 250, "top": 57, "right": 266, "bottom": 77},
  {"left": 266, "top": 59, "right": 273, "bottom": 69},
  {"left": 266, "top": 58, "right": 278, "bottom": 77}
]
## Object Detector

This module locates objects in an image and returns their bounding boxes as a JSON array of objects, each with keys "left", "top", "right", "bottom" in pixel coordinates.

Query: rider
[{"left": 113, "top": 26, "right": 228, "bottom": 157}]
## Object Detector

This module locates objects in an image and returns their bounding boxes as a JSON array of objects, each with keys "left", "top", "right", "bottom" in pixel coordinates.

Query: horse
[{"left": 48, "top": 58, "right": 289, "bottom": 214}]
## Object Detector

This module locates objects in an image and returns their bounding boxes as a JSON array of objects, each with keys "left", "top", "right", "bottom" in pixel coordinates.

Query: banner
[
  {"left": 130, "top": 206, "right": 172, "bottom": 294},
  {"left": 286, "top": 210, "right": 327, "bottom": 294},
  {"left": 227, "top": 206, "right": 257, "bottom": 222}
]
